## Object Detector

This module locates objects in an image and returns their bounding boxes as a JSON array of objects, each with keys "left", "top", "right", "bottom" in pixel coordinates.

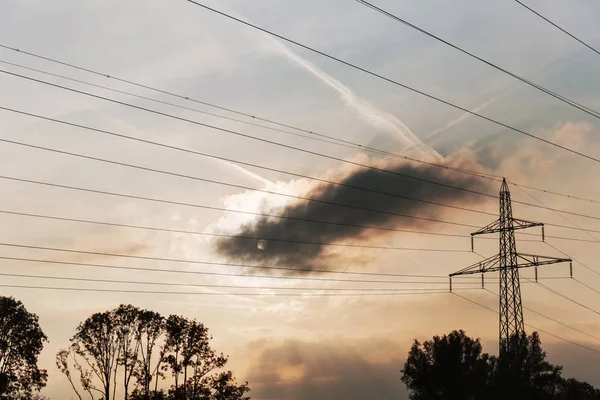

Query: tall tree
[
  {"left": 491, "top": 332, "right": 562, "bottom": 399},
  {"left": 0, "top": 296, "right": 48, "bottom": 398},
  {"left": 163, "top": 315, "right": 189, "bottom": 395},
  {"left": 114, "top": 305, "right": 142, "bottom": 400},
  {"left": 69, "top": 310, "right": 120, "bottom": 400},
  {"left": 401, "top": 330, "right": 492, "bottom": 400},
  {"left": 135, "top": 310, "right": 165, "bottom": 399}
]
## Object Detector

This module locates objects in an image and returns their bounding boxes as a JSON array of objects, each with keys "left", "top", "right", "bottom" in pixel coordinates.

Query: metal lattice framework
[{"left": 450, "top": 178, "right": 572, "bottom": 353}]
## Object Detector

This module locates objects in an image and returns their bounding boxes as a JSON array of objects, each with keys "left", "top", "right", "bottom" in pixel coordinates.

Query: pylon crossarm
[
  {"left": 471, "top": 219, "right": 501, "bottom": 236},
  {"left": 449, "top": 254, "right": 501, "bottom": 277},
  {"left": 515, "top": 253, "right": 571, "bottom": 267},
  {"left": 512, "top": 218, "right": 543, "bottom": 230},
  {"left": 472, "top": 218, "right": 542, "bottom": 236}
]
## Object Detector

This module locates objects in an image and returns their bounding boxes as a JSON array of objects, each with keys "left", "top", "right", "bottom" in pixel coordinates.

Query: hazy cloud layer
[
  {"left": 215, "top": 158, "right": 491, "bottom": 271},
  {"left": 247, "top": 338, "right": 408, "bottom": 400}
]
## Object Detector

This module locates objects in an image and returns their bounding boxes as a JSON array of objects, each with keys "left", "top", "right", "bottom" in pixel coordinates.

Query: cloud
[
  {"left": 245, "top": 333, "right": 600, "bottom": 400},
  {"left": 246, "top": 338, "right": 409, "bottom": 400},
  {"left": 213, "top": 155, "right": 491, "bottom": 271}
]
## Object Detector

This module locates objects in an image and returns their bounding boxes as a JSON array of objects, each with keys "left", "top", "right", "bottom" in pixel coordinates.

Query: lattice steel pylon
[{"left": 450, "top": 178, "right": 572, "bottom": 353}]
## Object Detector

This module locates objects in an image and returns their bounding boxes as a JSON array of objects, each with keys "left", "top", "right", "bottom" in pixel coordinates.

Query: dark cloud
[
  {"left": 215, "top": 159, "right": 491, "bottom": 271},
  {"left": 246, "top": 339, "right": 409, "bottom": 400}
]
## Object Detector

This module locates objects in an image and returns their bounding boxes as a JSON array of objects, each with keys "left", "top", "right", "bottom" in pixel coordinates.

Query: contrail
[
  {"left": 424, "top": 92, "right": 509, "bottom": 140},
  {"left": 266, "top": 39, "right": 441, "bottom": 161},
  {"left": 217, "top": 159, "right": 276, "bottom": 188}
]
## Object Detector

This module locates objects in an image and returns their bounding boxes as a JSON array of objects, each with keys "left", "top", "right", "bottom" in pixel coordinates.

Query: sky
[{"left": 1, "top": 0, "right": 600, "bottom": 398}]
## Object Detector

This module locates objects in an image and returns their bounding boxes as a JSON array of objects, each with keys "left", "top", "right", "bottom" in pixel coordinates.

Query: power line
[
  {"left": 3, "top": 78, "right": 600, "bottom": 226},
  {"left": 0, "top": 135, "right": 485, "bottom": 232},
  {"left": 453, "top": 292, "right": 600, "bottom": 354},
  {"left": 355, "top": 0, "right": 600, "bottom": 119},
  {"left": 0, "top": 209, "right": 475, "bottom": 251},
  {"left": 4, "top": 105, "right": 597, "bottom": 239},
  {"left": 0, "top": 208, "right": 597, "bottom": 257},
  {"left": 0, "top": 106, "right": 501, "bottom": 225},
  {"left": 0, "top": 59, "right": 363, "bottom": 152},
  {"left": 573, "top": 278, "right": 600, "bottom": 298},
  {"left": 0, "top": 173, "right": 487, "bottom": 240},
  {"left": 0, "top": 44, "right": 504, "bottom": 183},
  {"left": 0, "top": 254, "right": 484, "bottom": 284},
  {"left": 184, "top": 0, "right": 600, "bottom": 164},
  {"left": 536, "top": 280, "right": 600, "bottom": 318},
  {"left": 485, "top": 288, "right": 600, "bottom": 343},
  {"left": 0, "top": 241, "right": 472, "bottom": 279},
  {"left": 0, "top": 70, "right": 507, "bottom": 203},
  {"left": 545, "top": 241, "right": 600, "bottom": 279},
  {"left": 514, "top": 0, "right": 600, "bottom": 57},
  {"left": 3, "top": 46, "right": 600, "bottom": 206},
  {"left": 0, "top": 270, "right": 479, "bottom": 292},
  {"left": 512, "top": 184, "right": 600, "bottom": 277},
  {"left": 0, "top": 283, "right": 452, "bottom": 297}
]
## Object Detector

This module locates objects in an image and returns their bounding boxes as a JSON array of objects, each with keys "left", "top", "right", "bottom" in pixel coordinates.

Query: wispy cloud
[{"left": 265, "top": 39, "right": 441, "bottom": 161}]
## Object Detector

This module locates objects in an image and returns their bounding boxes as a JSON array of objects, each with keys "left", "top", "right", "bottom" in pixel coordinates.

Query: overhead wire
[
  {"left": 0, "top": 241, "right": 473, "bottom": 279},
  {"left": 355, "top": 0, "right": 600, "bottom": 119},
  {"left": 512, "top": 183, "right": 600, "bottom": 277},
  {"left": 0, "top": 105, "right": 502, "bottom": 225},
  {"left": 4, "top": 167, "right": 600, "bottom": 245},
  {"left": 453, "top": 292, "right": 600, "bottom": 354},
  {"left": 484, "top": 288, "right": 600, "bottom": 343},
  {"left": 522, "top": 275, "right": 600, "bottom": 318},
  {"left": 0, "top": 118, "right": 599, "bottom": 243},
  {"left": 0, "top": 284, "right": 452, "bottom": 297},
  {"left": 3, "top": 74, "right": 600, "bottom": 226},
  {"left": 0, "top": 208, "right": 477, "bottom": 250},
  {"left": 0, "top": 59, "right": 364, "bottom": 152},
  {"left": 0, "top": 134, "right": 484, "bottom": 232},
  {"left": 0, "top": 270, "right": 482, "bottom": 292},
  {"left": 3, "top": 45, "right": 600, "bottom": 205},
  {"left": 0, "top": 255, "right": 483, "bottom": 284},
  {"left": 0, "top": 207, "right": 597, "bottom": 255},
  {"left": 184, "top": 0, "right": 600, "bottom": 164},
  {"left": 514, "top": 0, "right": 600, "bottom": 57},
  {"left": 0, "top": 104, "right": 584, "bottom": 240},
  {"left": 0, "top": 44, "right": 504, "bottom": 183}
]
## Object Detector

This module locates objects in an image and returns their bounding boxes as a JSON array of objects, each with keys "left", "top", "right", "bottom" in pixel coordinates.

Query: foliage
[
  {"left": 402, "top": 330, "right": 600, "bottom": 400},
  {"left": 401, "top": 330, "right": 491, "bottom": 399},
  {"left": 491, "top": 332, "right": 562, "bottom": 399},
  {"left": 556, "top": 378, "right": 600, "bottom": 399},
  {"left": 0, "top": 296, "right": 48, "bottom": 398},
  {"left": 57, "top": 304, "right": 250, "bottom": 400}
]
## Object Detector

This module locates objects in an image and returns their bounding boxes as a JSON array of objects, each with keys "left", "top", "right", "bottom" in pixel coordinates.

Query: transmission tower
[{"left": 450, "top": 178, "right": 572, "bottom": 353}]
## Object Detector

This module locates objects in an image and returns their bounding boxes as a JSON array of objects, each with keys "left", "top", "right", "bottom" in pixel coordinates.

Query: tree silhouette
[
  {"left": 58, "top": 305, "right": 250, "bottom": 400},
  {"left": 0, "top": 296, "right": 48, "bottom": 399},
  {"left": 557, "top": 378, "right": 600, "bottom": 399},
  {"left": 135, "top": 310, "right": 165, "bottom": 399},
  {"left": 402, "top": 330, "right": 600, "bottom": 400},
  {"left": 491, "top": 332, "right": 562, "bottom": 399},
  {"left": 401, "top": 330, "right": 491, "bottom": 399}
]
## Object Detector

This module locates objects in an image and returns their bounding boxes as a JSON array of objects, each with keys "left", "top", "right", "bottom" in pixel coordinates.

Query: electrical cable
[
  {"left": 0, "top": 270, "right": 481, "bottom": 292},
  {"left": 3, "top": 44, "right": 600, "bottom": 204},
  {"left": 0, "top": 255, "right": 478, "bottom": 284},
  {"left": 0, "top": 241, "right": 473, "bottom": 278},
  {"left": 514, "top": 0, "right": 600, "bottom": 56},
  {"left": 0, "top": 284, "right": 452, "bottom": 297},
  {"left": 2, "top": 79, "right": 600, "bottom": 224},
  {"left": 453, "top": 292, "right": 600, "bottom": 354},
  {"left": 184, "top": 0, "right": 600, "bottom": 164},
  {"left": 355, "top": 0, "right": 600, "bottom": 119}
]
